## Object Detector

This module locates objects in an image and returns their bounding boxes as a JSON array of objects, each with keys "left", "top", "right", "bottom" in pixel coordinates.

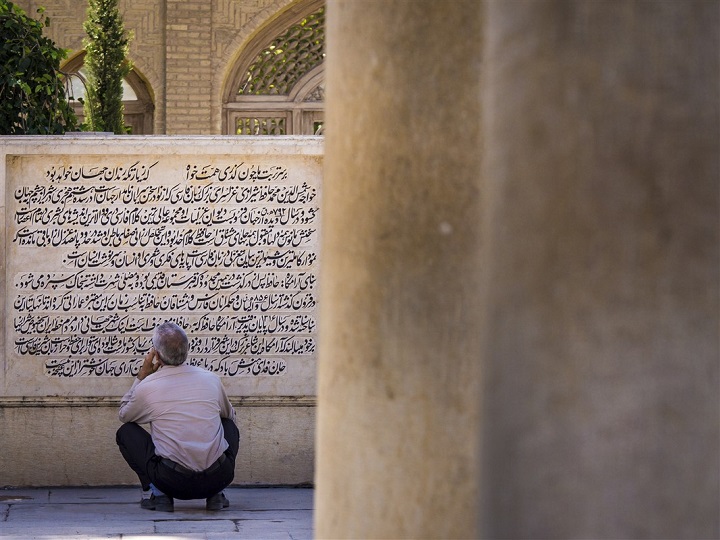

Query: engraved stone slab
[{"left": 1, "top": 137, "right": 322, "bottom": 399}]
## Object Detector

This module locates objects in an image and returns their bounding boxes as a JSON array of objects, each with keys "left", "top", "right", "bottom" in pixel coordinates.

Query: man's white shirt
[{"left": 119, "top": 363, "right": 236, "bottom": 471}]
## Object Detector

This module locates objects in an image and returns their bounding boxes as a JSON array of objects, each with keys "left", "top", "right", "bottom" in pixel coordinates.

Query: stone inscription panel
[{"left": 5, "top": 153, "right": 321, "bottom": 397}]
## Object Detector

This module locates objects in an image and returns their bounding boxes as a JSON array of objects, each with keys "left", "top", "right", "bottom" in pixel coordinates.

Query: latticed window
[
  {"left": 236, "top": 117, "right": 287, "bottom": 135},
  {"left": 224, "top": 1, "right": 325, "bottom": 135},
  {"left": 239, "top": 8, "right": 324, "bottom": 96}
]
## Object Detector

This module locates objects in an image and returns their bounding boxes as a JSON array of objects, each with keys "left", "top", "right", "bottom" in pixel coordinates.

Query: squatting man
[{"left": 116, "top": 322, "right": 239, "bottom": 512}]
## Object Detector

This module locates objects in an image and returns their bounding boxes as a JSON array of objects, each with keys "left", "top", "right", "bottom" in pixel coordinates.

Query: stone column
[
  {"left": 317, "top": 1, "right": 484, "bottom": 539},
  {"left": 479, "top": 1, "right": 719, "bottom": 539}
]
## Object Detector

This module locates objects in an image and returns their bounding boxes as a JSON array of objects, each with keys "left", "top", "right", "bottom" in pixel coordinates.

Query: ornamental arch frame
[{"left": 221, "top": 0, "right": 325, "bottom": 135}]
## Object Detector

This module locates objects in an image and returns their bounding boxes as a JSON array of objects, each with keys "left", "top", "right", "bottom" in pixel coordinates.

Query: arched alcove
[
  {"left": 222, "top": 1, "right": 325, "bottom": 135},
  {"left": 62, "top": 52, "right": 155, "bottom": 134}
]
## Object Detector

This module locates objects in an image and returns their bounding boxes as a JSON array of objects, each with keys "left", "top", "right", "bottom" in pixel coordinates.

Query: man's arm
[
  {"left": 218, "top": 381, "right": 237, "bottom": 424},
  {"left": 137, "top": 347, "right": 162, "bottom": 381},
  {"left": 118, "top": 348, "right": 161, "bottom": 423}
]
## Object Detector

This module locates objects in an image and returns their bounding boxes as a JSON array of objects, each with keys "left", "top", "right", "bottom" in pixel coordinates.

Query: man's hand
[{"left": 137, "top": 348, "right": 161, "bottom": 381}]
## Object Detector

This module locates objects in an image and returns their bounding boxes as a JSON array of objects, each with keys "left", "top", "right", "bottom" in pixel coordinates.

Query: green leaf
[{"left": 0, "top": 0, "right": 78, "bottom": 133}]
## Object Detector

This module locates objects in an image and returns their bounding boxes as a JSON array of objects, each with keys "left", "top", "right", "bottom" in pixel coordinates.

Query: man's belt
[{"left": 160, "top": 453, "right": 226, "bottom": 477}]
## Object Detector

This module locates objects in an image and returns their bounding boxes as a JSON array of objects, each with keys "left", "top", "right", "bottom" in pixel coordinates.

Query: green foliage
[
  {"left": 0, "top": 0, "right": 78, "bottom": 134},
  {"left": 239, "top": 7, "right": 325, "bottom": 96},
  {"left": 82, "top": 0, "right": 131, "bottom": 134}
]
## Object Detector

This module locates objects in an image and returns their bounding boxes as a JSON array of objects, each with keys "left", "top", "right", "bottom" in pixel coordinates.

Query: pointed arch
[
  {"left": 222, "top": 0, "right": 325, "bottom": 135},
  {"left": 62, "top": 52, "right": 155, "bottom": 134}
]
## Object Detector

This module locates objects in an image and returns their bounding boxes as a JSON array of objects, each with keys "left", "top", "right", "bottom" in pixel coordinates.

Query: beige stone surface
[
  {"left": 2, "top": 136, "right": 321, "bottom": 398},
  {"left": 478, "top": 1, "right": 718, "bottom": 538},
  {"left": 0, "top": 404, "right": 314, "bottom": 487},
  {"left": 317, "top": 1, "right": 484, "bottom": 539},
  {"left": 0, "top": 406, "right": 138, "bottom": 486},
  {"left": 0, "top": 135, "right": 321, "bottom": 487},
  {"left": 317, "top": 1, "right": 718, "bottom": 539}
]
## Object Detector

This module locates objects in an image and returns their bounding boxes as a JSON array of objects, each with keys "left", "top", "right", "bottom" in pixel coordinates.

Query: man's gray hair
[{"left": 153, "top": 322, "right": 189, "bottom": 366}]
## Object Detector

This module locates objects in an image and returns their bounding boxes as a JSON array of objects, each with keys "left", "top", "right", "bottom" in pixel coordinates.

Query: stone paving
[{"left": 0, "top": 486, "right": 313, "bottom": 539}]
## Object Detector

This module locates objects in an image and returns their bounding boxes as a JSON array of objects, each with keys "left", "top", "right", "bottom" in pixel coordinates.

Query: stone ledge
[{"left": 0, "top": 396, "right": 316, "bottom": 408}]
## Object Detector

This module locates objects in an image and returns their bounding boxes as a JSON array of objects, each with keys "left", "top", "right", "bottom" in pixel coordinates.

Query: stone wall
[{"left": 0, "top": 135, "right": 322, "bottom": 487}]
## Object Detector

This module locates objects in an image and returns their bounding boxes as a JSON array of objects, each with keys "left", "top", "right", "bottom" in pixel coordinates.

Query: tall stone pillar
[
  {"left": 317, "top": 1, "right": 484, "bottom": 539},
  {"left": 479, "top": 2, "right": 719, "bottom": 539}
]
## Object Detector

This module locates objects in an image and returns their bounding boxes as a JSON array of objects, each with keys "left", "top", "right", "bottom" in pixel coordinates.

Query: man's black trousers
[{"left": 116, "top": 418, "right": 240, "bottom": 500}]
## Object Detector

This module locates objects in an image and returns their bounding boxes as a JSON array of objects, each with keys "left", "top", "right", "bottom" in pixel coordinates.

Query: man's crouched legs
[{"left": 116, "top": 419, "right": 239, "bottom": 511}]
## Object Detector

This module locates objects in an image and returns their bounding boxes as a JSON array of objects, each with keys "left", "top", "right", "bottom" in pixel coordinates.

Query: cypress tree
[{"left": 82, "top": 0, "right": 132, "bottom": 134}]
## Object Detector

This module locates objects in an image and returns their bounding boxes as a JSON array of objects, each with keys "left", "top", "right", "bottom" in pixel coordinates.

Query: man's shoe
[
  {"left": 140, "top": 493, "right": 174, "bottom": 512},
  {"left": 206, "top": 492, "right": 230, "bottom": 511}
]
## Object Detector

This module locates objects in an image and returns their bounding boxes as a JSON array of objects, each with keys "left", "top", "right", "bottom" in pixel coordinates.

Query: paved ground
[{"left": 0, "top": 486, "right": 313, "bottom": 539}]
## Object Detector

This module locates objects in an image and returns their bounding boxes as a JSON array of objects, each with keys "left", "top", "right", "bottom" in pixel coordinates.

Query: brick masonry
[{"left": 14, "top": 0, "right": 297, "bottom": 134}]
